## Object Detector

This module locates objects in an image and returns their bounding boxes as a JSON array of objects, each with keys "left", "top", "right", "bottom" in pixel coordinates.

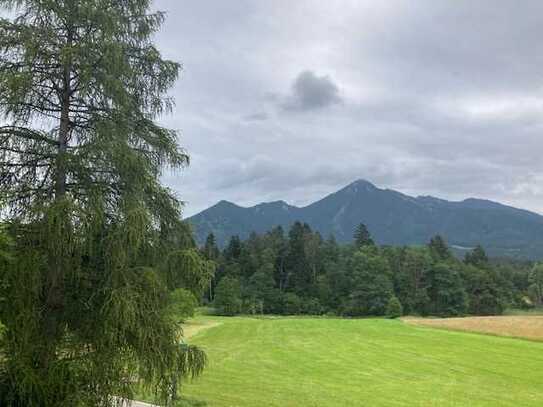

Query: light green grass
[{"left": 179, "top": 316, "right": 543, "bottom": 406}]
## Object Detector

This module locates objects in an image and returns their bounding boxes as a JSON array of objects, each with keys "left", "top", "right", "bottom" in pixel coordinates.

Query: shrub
[{"left": 386, "top": 296, "right": 403, "bottom": 319}]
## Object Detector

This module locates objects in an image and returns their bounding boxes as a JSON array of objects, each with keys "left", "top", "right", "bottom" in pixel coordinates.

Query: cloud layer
[{"left": 154, "top": 0, "right": 543, "bottom": 217}]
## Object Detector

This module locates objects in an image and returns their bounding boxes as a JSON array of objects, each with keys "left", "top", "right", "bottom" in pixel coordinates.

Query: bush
[{"left": 386, "top": 296, "right": 403, "bottom": 319}]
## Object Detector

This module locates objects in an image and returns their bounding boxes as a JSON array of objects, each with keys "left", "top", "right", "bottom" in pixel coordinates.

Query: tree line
[{"left": 202, "top": 222, "right": 540, "bottom": 318}]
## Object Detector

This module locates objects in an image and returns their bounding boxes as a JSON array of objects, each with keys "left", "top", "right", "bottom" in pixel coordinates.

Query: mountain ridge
[{"left": 188, "top": 179, "right": 543, "bottom": 259}]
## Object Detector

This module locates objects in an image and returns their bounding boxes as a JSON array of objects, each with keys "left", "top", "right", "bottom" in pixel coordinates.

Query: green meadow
[{"left": 178, "top": 316, "right": 543, "bottom": 407}]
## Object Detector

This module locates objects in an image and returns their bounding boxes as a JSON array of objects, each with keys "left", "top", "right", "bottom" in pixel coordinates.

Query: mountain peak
[
  {"left": 213, "top": 200, "right": 239, "bottom": 209},
  {"left": 341, "top": 179, "right": 378, "bottom": 194},
  {"left": 189, "top": 180, "right": 543, "bottom": 258},
  {"left": 351, "top": 178, "right": 376, "bottom": 187}
]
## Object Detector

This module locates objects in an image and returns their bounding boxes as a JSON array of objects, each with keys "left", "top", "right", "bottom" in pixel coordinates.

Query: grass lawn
[{"left": 177, "top": 316, "right": 543, "bottom": 406}]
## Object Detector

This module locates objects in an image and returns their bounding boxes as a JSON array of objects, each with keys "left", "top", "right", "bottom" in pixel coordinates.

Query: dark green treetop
[
  {"left": 354, "top": 223, "right": 374, "bottom": 248},
  {"left": 464, "top": 244, "right": 489, "bottom": 267},
  {"left": 428, "top": 235, "right": 451, "bottom": 261},
  {"left": 203, "top": 232, "right": 220, "bottom": 261}
]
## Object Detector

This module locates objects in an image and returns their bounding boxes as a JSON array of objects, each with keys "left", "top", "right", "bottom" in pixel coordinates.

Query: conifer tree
[
  {"left": 0, "top": 1, "right": 208, "bottom": 405},
  {"left": 354, "top": 223, "right": 374, "bottom": 248},
  {"left": 203, "top": 232, "right": 220, "bottom": 261},
  {"left": 428, "top": 235, "right": 451, "bottom": 261}
]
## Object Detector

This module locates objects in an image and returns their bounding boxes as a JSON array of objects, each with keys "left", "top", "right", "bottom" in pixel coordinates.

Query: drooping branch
[{"left": 0, "top": 126, "right": 59, "bottom": 146}]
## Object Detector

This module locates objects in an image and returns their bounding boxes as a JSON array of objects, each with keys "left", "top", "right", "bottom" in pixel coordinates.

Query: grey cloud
[{"left": 281, "top": 70, "right": 341, "bottom": 112}]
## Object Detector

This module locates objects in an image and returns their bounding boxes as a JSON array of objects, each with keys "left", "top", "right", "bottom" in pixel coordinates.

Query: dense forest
[{"left": 202, "top": 222, "right": 541, "bottom": 318}]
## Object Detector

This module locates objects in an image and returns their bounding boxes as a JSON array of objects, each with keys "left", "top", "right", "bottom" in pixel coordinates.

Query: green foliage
[
  {"left": 203, "top": 233, "right": 220, "bottom": 261},
  {"left": 464, "top": 245, "right": 489, "bottom": 267},
  {"left": 346, "top": 247, "right": 394, "bottom": 316},
  {"left": 214, "top": 277, "right": 242, "bottom": 316},
  {"left": 528, "top": 263, "right": 543, "bottom": 306},
  {"left": 386, "top": 296, "right": 403, "bottom": 318},
  {"left": 0, "top": 1, "right": 210, "bottom": 405},
  {"left": 428, "top": 235, "right": 452, "bottom": 261},
  {"left": 427, "top": 262, "right": 468, "bottom": 316},
  {"left": 224, "top": 236, "right": 242, "bottom": 261},
  {"left": 354, "top": 223, "right": 374, "bottom": 248},
  {"left": 0, "top": 225, "right": 11, "bottom": 261},
  {"left": 164, "top": 248, "right": 215, "bottom": 296},
  {"left": 391, "top": 247, "right": 431, "bottom": 315},
  {"left": 283, "top": 292, "right": 302, "bottom": 315},
  {"left": 209, "top": 223, "right": 520, "bottom": 319},
  {"left": 463, "top": 265, "right": 504, "bottom": 315},
  {"left": 284, "top": 222, "right": 315, "bottom": 296},
  {"left": 301, "top": 297, "right": 323, "bottom": 315},
  {"left": 168, "top": 288, "right": 199, "bottom": 323},
  {"left": 244, "top": 265, "right": 276, "bottom": 314}
]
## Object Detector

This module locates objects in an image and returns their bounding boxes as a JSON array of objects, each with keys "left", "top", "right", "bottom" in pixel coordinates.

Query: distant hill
[{"left": 187, "top": 179, "right": 543, "bottom": 259}]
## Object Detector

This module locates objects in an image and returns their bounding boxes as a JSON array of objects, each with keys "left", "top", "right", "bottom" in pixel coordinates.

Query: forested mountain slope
[{"left": 188, "top": 180, "right": 543, "bottom": 259}]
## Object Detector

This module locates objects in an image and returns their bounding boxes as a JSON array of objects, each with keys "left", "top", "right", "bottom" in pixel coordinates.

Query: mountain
[{"left": 188, "top": 179, "right": 543, "bottom": 259}]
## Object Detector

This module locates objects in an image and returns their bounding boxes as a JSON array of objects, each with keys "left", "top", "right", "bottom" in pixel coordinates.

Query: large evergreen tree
[
  {"left": 0, "top": 1, "right": 208, "bottom": 405},
  {"left": 203, "top": 233, "right": 220, "bottom": 261},
  {"left": 285, "top": 222, "right": 312, "bottom": 295},
  {"left": 354, "top": 223, "right": 374, "bottom": 248}
]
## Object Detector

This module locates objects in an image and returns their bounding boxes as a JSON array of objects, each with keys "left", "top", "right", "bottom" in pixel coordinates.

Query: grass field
[{"left": 173, "top": 316, "right": 543, "bottom": 406}]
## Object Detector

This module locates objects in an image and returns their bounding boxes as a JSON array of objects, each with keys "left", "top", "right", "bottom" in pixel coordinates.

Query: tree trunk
[
  {"left": 42, "top": 26, "right": 73, "bottom": 361},
  {"left": 55, "top": 31, "right": 72, "bottom": 199}
]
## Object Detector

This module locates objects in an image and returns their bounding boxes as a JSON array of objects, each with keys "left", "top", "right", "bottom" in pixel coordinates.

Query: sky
[{"left": 153, "top": 0, "right": 543, "bottom": 217}]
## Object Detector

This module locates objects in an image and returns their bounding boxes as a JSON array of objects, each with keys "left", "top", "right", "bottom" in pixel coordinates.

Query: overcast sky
[{"left": 153, "top": 0, "right": 543, "bottom": 217}]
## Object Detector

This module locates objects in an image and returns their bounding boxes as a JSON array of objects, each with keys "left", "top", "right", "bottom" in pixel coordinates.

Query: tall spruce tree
[
  {"left": 354, "top": 223, "right": 374, "bottom": 248},
  {"left": 203, "top": 232, "right": 220, "bottom": 261},
  {"left": 0, "top": 1, "right": 208, "bottom": 405}
]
